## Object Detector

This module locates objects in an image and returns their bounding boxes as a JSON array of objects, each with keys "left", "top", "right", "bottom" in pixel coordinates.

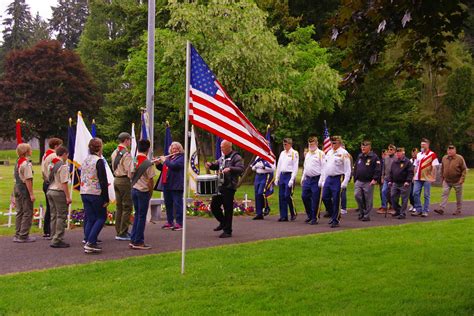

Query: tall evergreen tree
[
  {"left": 30, "top": 12, "right": 51, "bottom": 45},
  {"left": 49, "top": 0, "right": 89, "bottom": 49},
  {"left": 2, "top": 0, "right": 33, "bottom": 51}
]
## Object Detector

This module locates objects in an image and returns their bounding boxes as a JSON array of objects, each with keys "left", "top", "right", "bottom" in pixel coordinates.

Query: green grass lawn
[{"left": 0, "top": 218, "right": 472, "bottom": 315}]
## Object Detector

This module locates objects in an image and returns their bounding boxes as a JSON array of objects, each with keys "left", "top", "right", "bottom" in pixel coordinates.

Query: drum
[{"left": 196, "top": 175, "right": 219, "bottom": 196}]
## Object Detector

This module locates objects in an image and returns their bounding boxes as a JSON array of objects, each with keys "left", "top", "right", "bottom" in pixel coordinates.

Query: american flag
[
  {"left": 323, "top": 122, "right": 331, "bottom": 154},
  {"left": 188, "top": 45, "right": 275, "bottom": 164}
]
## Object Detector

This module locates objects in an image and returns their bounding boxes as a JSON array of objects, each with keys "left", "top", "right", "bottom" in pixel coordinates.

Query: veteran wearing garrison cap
[
  {"left": 353, "top": 140, "right": 381, "bottom": 221},
  {"left": 319, "top": 136, "right": 351, "bottom": 228}
]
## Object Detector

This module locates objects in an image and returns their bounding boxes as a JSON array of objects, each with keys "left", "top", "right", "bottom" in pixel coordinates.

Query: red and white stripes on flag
[
  {"left": 188, "top": 45, "right": 275, "bottom": 164},
  {"left": 322, "top": 123, "right": 331, "bottom": 154}
]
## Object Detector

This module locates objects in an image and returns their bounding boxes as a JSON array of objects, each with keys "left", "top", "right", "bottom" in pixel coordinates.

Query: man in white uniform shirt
[
  {"left": 301, "top": 136, "right": 325, "bottom": 225},
  {"left": 319, "top": 136, "right": 352, "bottom": 228},
  {"left": 275, "top": 138, "right": 299, "bottom": 221}
]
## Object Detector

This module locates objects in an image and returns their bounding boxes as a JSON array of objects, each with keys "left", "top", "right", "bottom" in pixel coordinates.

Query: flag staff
[
  {"left": 146, "top": 0, "right": 155, "bottom": 158},
  {"left": 181, "top": 40, "right": 191, "bottom": 275},
  {"left": 67, "top": 116, "right": 75, "bottom": 229}
]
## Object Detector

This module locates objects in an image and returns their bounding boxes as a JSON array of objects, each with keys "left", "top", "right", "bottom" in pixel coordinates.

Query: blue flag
[
  {"left": 265, "top": 125, "right": 272, "bottom": 150},
  {"left": 164, "top": 122, "right": 172, "bottom": 155},
  {"left": 91, "top": 119, "right": 97, "bottom": 137},
  {"left": 141, "top": 112, "right": 148, "bottom": 140},
  {"left": 215, "top": 136, "right": 222, "bottom": 160}
]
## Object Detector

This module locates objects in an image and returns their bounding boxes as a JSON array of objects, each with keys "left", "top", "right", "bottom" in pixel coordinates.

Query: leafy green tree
[
  {"left": 327, "top": 0, "right": 469, "bottom": 87},
  {"left": 49, "top": 0, "right": 89, "bottom": 49},
  {"left": 121, "top": 2, "right": 343, "bottom": 152},
  {"left": 0, "top": 40, "right": 100, "bottom": 161}
]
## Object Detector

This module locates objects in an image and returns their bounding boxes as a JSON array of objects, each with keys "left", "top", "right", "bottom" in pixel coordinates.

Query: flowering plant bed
[{"left": 185, "top": 199, "right": 255, "bottom": 217}]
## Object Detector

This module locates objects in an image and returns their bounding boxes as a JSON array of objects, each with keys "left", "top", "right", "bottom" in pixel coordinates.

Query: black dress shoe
[
  {"left": 290, "top": 214, "right": 297, "bottom": 221},
  {"left": 323, "top": 212, "right": 331, "bottom": 218},
  {"left": 278, "top": 217, "right": 289, "bottom": 222},
  {"left": 397, "top": 214, "right": 406, "bottom": 219},
  {"left": 309, "top": 219, "right": 318, "bottom": 225},
  {"left": 330, "top": 222, "right": 340, "bottom": 228},
  {"left": 328, "top": 219, "right": 333, "bottom": 225},
  {"left": 362, "top": 216, "right": 371, "bottom": 222},
  {"left": 252, "top": 215, "right": 264, "bottom": 220},
  {"left": 219, "top": 232, "right": 232, "bottom": 238},
  {"left": 304, "top": 218, "right": 311, "bottom": 223},
  {"left": 391, "top": 212, "right": 400, "bottom": 217},
  {"left": 213, "top": 225, "right": 223, "bottom": 231},
  {"left": 358, "top": 213, "right": 364, "bottom": 220}
]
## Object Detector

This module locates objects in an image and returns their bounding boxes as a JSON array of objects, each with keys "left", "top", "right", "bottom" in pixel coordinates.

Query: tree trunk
[{"left": 38, "top": 134, "right": 46, "bottom": 164}]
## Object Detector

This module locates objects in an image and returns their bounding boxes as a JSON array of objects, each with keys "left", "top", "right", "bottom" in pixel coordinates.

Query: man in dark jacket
[
  {"left": 353, "top": 141, "right": 381, "bottom": 221},
  {"left": 388, "top": 148, "right": 414, "bottom": 219},
  {"left": 205, "top": 140, "right": 244, "bottom": 238}
]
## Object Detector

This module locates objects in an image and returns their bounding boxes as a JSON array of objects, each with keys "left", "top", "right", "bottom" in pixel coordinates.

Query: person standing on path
[
  {"left": 13, "top": 143, "right": 36, "bottom": 243},
  {"left": 353, "top": 140, "right": 381, "bottom": 222},
  {"left": 275, "top": 138, "right": 299, "bottom": 222},
  {"left": 111, "top": 132, "right": 133, "bottom": 241},
  {"left": 412, "top": 138, "right": 439, "bottom": 217},
  {"left": 387, "top": 148, "right": 414, "bottom": 219},
  {"left": 434, "top": 145, "right": 467, "bottom": 216},
  {"left": 41, "top": 138, "right": 63, "bottom": 239},
  {"left": 46, "top": 146, "right": 72, "bottom": 248}
]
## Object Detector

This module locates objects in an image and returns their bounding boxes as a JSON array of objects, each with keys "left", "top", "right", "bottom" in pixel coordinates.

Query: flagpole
[
  {"left": 181, "top": 40, "right": 191, "bottom": 275},
  {"left": 67, "top": 117, "right": 74, "bottom": 230},
  {"left": 146, "top": 0, "right": 155, "bottom": 158}
]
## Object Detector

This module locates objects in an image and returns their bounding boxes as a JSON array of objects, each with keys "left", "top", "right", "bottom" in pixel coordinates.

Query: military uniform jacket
[{"left": 353, "top": 152, "right": 381, "bottom": 182}]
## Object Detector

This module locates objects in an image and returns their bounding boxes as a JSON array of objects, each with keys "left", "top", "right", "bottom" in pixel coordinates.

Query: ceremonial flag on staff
[
  {"left": 215, "top": 136, "right": 222, "bottom": 160},
  {"left": 188, "top": 125, "right": 199, "bottom": 193},
  {"left": 264, "top": 125, "right": 274, "bottom": 198},
  {"left": 67, "top": 118, "right": 80, "bottom": 190},
  {"left": 73, "top": 112, "right": 115, "bottom": 202},
  {"left": 91, "top": 119, "right": 97, "bottom": 138},
  {"left": 16, "top": 119, "right": 22, "bottom": 145},
  {"left": 140, "top": 111, "right": 149, "bottom": 140},
  {"left": 323, "top": 121, "right": 331, "bottom": 154},
  {"left": 188, "top": 45, "right": 275, "bottom": 164},
  {"left": 131, "top": 123, "right": 137, "bottom": 159},
  {"left": 164, "top": 121, "right": 172, "bottom": 155}
]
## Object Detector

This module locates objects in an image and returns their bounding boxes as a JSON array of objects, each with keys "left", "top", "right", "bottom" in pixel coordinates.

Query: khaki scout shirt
[
  {"left": 131, "top": 154, "right": 156, "bottom": 192},
  {"left": 111, "top": 146, "right": 133, "bottom": 178},
  {"left": 18, "top": 159, "right": 34, "bottom": 183},
  {"left": 41, "top": 150, "right": 57, "bottom": 182},
  {"left": 49, "top": 164, "right": 70, "bottom": 191}
]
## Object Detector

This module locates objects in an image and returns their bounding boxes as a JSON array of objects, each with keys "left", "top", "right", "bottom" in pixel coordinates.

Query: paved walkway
[{"left": 0, "top": 202, "right": 472, "bottom": 275}]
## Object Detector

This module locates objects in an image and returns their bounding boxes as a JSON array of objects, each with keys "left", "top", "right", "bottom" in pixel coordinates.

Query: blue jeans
[
  {"left": 301, "top": 176, "right": 321, "bottom": 220},
  {"left": 81, "top": 194, "right": 106, "bottom": 244},
  {"left": 163, "top": 188, "right": 183, "bottom": 226},
  {"left": 413, "top": 180, "right": 431, "bottom": 213},
  {"left": 322, "top": 175, "right": 343, "bottom": 224},
  {"left": 381, "top": 180, "right": 391, "bottom": 208},
  {"left": 131, "top": 189, "right": 151, "bottom": 245},
  {"left": 278, "top": 172, "right": 295, "bottom": 219}
]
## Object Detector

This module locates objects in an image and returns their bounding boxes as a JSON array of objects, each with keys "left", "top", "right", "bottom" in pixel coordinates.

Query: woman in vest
[
  {"left": 155, "top": 142, "right": 185, "bottom": 231},
  {"left": 80, "top": 138, "right": 109, "bottom": 254}
]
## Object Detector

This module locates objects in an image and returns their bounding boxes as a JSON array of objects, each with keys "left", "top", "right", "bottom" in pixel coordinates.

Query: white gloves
[
  {"left": 318, "top": 181, "right": 324, "bottom": 188},
  {"left": 274, "top": 179, "right": 279, "bottom": 186},
  {"left": 341, "top": 182, "right": 348, "bottom": 189},
  {"left": 300, "top": 176, "right": 305, "bottom": 186},
  {"left": 252, "top": 161, "right": 264, "bottom": 171},
  {"left": 288, "top": 179, "right": 294, "bottom": 187}
]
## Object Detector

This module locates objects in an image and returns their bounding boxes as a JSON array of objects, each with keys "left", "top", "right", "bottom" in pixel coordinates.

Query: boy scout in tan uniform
[
  {"left": 41, "top": 138, "right": 63, "bottom": 238},
  {"left": 46, "top": 146, "right": 72, "bottom": 248},
  {"left": 111, "top": 132, "right": 133, "bottom": 240},
  {"left": 13, "top": 143, "right": 36, "bottom": 243}
]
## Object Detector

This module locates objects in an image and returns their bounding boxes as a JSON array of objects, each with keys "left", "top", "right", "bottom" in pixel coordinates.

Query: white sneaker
[
  {"left": 408, "top": 205, "right": 414, "bottom": 211},
  {"left": 340, "top": 209, "right": 347, "bottom": 215}
]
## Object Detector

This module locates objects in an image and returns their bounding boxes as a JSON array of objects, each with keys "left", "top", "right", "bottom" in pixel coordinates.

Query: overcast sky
[{"left": 0, "top": 0, "right": 57, "bottom": 36}]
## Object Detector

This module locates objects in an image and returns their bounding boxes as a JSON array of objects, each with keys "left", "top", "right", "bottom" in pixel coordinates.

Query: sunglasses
[{"left": 448, "top": 146, "right": 455, "bottom": 149}]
